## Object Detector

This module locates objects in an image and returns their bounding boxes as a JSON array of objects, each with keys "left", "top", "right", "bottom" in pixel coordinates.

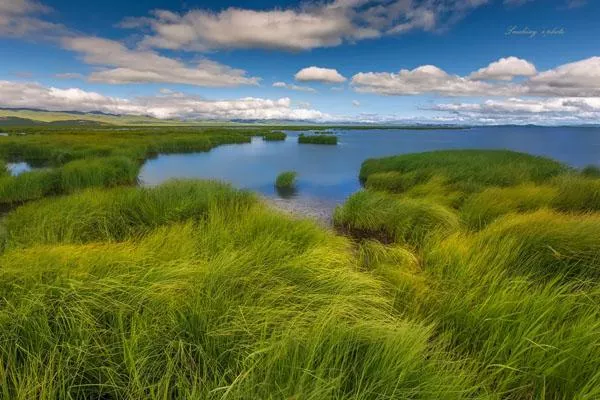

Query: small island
[{"left": 263, "top": 131, "right": 287, "bottom": 141}]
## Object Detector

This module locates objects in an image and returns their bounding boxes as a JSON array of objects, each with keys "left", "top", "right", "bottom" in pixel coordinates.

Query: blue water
[
  {"left": 6, "top": 162, "right": 32, "bottom": 176},
  {"left": 138, "top": 127, "right": 600, "bottom": 215}
]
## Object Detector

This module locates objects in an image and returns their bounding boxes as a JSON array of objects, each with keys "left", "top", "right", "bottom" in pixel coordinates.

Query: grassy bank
[{"left": 0, "top": 145, "right": 598, "bottom": 398}]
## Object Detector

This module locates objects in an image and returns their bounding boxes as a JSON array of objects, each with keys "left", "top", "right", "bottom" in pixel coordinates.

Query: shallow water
[
  {"left": 6, "top": 162, "right": 33, "bottom": 176},
  {"left": 139, "top": 127, "right": 600, "bottom": 219}
]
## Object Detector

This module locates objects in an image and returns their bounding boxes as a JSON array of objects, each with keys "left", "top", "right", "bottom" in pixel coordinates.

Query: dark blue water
[{"left": 138, "top": 127, "right": 600, "bottom": 217}]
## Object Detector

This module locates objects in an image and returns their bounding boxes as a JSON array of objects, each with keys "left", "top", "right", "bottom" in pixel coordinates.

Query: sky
[{"left": 0, "top": 0, "right": 599, "bottom": 124}]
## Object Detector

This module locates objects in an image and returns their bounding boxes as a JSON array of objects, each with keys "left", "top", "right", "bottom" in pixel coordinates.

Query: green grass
[
  {"left": 0, "top": 146, "right": 599, "bottom": 399},
  {"left": 333, "top": 190, "right": 460, "bottom": 247},
  {"left": 275, "top": 171, "right": 297, "bottom": 189},
  {"left": 263, "top": 131, "right": 286, "bottom": 141},
  {"left": 0, "top": 157, "right": 140, "bottom": 206},
  {"left": 360, "top": 150, "right": 568, "bottom": 194},
  {"left": 0, "top": 180, "right": 479, "bottom": 399},
  {"left": 298, "top": 133, "right": 338, "bottom": 145}
]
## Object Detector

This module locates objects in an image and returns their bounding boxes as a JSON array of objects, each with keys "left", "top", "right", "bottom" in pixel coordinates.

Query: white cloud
[
  {"left": 352, "top": 64, "right": 519, "bottom": 96},
  {"left": 295, "top": 66, "right": 347, "bottom": 84},
  {"left": 469, "top": 56, "right": 537, "bottom": 81},
  {"left": 352, "top": 56, "right": 600, "bottom": 97},
  {"left": 61, "top": 36, "right": 260, "bottom": 87},
  {"left": 273, "top": 81, "right": 317, "bottom": 93},
  {"left": 527, "top": 56, "right": 600, "bottom": 97},
  {"left": 121, "top": 0, "right": 491, "bottom": 52},
  {"left": 352, "top": 100, "right": 360, "bottom": 107},
  {"left": 0, "top": 0, "right": 66, "bottom": 38},
  {"left": 0, "top": 80, "right": 330, "bottom": 121}
]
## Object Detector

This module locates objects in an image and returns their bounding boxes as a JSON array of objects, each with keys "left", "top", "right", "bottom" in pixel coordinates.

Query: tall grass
[
  {"left": 360, "top": 150, "right": 568, "bottom": 193},
  {"left": 333, "top": 190, "right": 460, "bottom": 247},
  {"left": 0, "top": 157, "right": 140, "bottom": 206},
  {"left": 0, "top": 181, "right": 478, "bottom": 399},
  {"left": 1, "top": 147, "right": 599, "bottom": 399}
]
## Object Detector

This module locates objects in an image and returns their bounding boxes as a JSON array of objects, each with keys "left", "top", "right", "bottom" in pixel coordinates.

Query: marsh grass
[
  {"left": 0, "top": 145, "right": 599, "bottom": 399},
  {"left": 263, "top": 131, "right": 286, "bottom": 141},
  {"left": 298, "top": 133, "right": 338, "bottom": 145},
  {"left": 0, "top": 181, "right": 479, "bottom": 399},
  {"left": 275, "top": 171, "right": 297, "bottom": 189}
]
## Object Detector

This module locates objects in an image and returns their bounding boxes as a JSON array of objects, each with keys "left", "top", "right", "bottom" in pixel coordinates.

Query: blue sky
[{"left": 0, "top": 0, "right": 599, "bottom": 124}]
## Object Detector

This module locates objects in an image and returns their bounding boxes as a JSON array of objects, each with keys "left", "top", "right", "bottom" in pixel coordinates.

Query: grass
[
  {"left": 298, "top": 133, "right": 338, "bottom": 145},
  {"left": 360, "top": 150, "right": 568, "bottom": 193},
  {"left": 275, "top": 171, "right": 297, "bottom": 189},
  {"left": 0, "top": 180, "right": 479, "bottom": 399},
  {"left": 0, "top": 156, "right": 139, "bottom": 206},
  {"left": 263, "top": 131, "right": 286, "bottom": 141},
  {"left": 0, "top": 143, "right": 599, "bottom": 399}
]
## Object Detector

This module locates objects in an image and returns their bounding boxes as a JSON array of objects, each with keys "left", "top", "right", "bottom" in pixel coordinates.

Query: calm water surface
[{"left": 139, "top": 127, "right": 600, "bottom": 219}]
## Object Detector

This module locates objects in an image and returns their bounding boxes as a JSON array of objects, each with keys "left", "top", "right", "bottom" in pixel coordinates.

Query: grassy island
[
  {"left": 0, "top": 129, "right": 597, "bottom": 400},
  {"left": 298, "top": 133, "right": 337, "bottom": 145},
  {"left": 275, "top": 170, "right": 297, "bottom": 189},
  {"left": 263, "top": 131, "right": 287, "bottom": 141}
]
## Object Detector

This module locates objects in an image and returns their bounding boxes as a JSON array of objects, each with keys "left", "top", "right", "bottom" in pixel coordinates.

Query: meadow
[{"left": 0, "top": 127, "right": 598, "bottom": 399}]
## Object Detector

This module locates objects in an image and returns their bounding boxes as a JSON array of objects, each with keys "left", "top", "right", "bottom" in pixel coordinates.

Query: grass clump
[
  {"left": 275, "top": 171, "right": 297, "bottom": 189},
  {"left": 0, "top": 156, "right": 140, "bottom": 206},
  {"left": 334, "top": 190, "right": 460, "bottom": 247},
  {"left": 551, "top": 174, "right": 600, "bottom": 212},
  {"left": 3, "top": 180, "right": 256, "bottom": 248},
  {"left": 263, "top": 131, "right": 286, "bottom": 141},
  {"left": 298, "top": 133, "right": 338, "bottom": 145},
  {"left": 461, "top": 184, "right": 557, "bottom": 229},
  {"left": 472, "top": 209, "right": 600, "bottom": 280}
]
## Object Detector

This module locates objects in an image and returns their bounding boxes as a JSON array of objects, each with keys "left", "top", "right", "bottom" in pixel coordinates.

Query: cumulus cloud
[
  {"left": 295, "top": 67, "right": 347, "bottom": 84},
  {"left": 0, "top": 80, "right": 330, "bottom": 121},
  {"left": 121, "top": 0, "right": 491, "bottom": 52},
  {"left": 468, "top": 56, "right": 537, "bottom": 81},
  {"left": 352, "top": 56, "right": 600, "bottom": 97},
  {"left": 61, "top": 36, "right": 260, "bottom": 87},
  {"left": 0, "top": 0, "right": 66, "bottom": 38},
  {"left": 527, "top": 57, "right": 600, "bottom": 97},
  {"left": 352, "top": 64, "right": 520, "bottom": 96},
  {"left": 273, "top": 81, "right": 317, "bottom": 93}
]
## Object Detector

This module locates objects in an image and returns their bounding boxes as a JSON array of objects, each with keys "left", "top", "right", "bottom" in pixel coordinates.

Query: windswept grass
[
  {"left": 298, "top": 133, "right": 338, "bottom": 145},
  {"left": 333, "top": 190, "right": 460, "bottom": 247},
  {"left": 0, "top": 146, "right": 599, "bottom": 399},
  {"left": 263, "top": 131, "right": 286, "bottom": 141},
  {"left": 335, "top": 149, "right": 600, "bottom": 398},
  {"left": 0, "top": 180, "right": 479, "bottom": 399}
]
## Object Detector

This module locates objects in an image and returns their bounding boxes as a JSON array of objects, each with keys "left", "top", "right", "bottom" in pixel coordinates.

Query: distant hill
[{"left": 0, "top": 109, "right": 190, "bottom": 126}]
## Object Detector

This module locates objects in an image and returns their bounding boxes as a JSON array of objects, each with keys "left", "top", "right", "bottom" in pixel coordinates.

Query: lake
[{"left": 139, "top": 126, "right": 600, "bottom": 219}]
